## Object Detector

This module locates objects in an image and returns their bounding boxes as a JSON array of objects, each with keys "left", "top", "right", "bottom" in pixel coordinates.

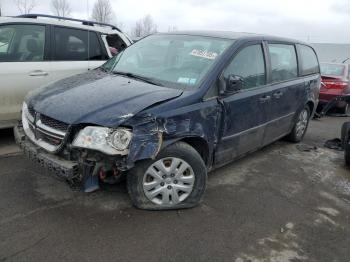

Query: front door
[
  {"left": 0, "top": 23, "right": 49, "bottom": 126},
  {"left": 215, "top": 43, "right": 270, "bottom": 166}
]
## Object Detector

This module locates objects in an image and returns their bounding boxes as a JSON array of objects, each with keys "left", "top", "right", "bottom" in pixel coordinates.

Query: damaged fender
[{"left": 124, "top": 98, "right": 222, "bottom": 169}]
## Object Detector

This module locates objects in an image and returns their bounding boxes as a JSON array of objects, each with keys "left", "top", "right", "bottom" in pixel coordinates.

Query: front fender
[{"left": 125, "top": 102, "right": 221, "bottom": 168}]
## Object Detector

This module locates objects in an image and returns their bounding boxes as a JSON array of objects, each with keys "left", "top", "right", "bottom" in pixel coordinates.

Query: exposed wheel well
[{"left": 181, "top": 137, "right": 209, "bottom": 166}]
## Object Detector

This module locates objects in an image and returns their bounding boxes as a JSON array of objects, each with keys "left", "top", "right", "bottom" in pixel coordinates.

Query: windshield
[
  {"left": 320, "top": 63, "right": 345, "bottom": 76},
  {"left": 103, "top": 34, "right": 233, "bottom": 89}
]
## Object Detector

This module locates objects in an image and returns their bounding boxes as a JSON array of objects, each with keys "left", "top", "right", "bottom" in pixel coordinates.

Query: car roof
[
  {"left": 160, "top": 30, "right": 309, "bottom": 45},
  {"left": 0, "top": 16, "right": 118, "bottom": 35}
]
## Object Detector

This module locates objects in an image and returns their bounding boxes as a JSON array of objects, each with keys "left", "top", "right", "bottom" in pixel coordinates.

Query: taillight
[{"left": 322, "top": 80, "right": 348, "bottom": 90}]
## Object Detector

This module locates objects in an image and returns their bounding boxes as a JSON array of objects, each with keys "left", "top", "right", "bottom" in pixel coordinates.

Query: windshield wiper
[{"left": 113, "top": 71, "right": 164, "bottom": 87}]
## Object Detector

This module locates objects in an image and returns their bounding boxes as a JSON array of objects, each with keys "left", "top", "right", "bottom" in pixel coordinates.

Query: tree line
[{"left": 0, "top": 0, "right": 162, "bottom": 37}]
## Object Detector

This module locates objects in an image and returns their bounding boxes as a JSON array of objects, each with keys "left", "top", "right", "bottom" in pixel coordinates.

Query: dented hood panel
[{"left": 26, "top": 70, "right": 182, "bottom": 127}]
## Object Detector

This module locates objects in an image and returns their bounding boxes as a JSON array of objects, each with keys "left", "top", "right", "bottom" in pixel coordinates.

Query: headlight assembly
[
  {"left": 72, "top": 126, "right": 132, "bottom": 155},
  {"left": 109, "top": 128, "right": 133, "bottom": 151}
]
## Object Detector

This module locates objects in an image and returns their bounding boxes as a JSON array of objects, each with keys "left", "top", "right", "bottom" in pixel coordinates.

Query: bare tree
[
  {"left": 91, "top": 0, "right": 114, "bottom": 24},
  {"left": 0, "top": 1, "right": 2, "bottom": 17},
  {"left": 132, "top": 21, "right": 142, "bottom": 37},
  {"left": 15, "top": 0, "right": 36, "bottom": 14},
  {"left": 168, "top": 26, "right": 178, "bottom": 32},
  {"left": 51, "top": 0, "right": 71, "bottom": 17},
  {"left": 132, "top": 15, "right": 158, "bottom": 37}
]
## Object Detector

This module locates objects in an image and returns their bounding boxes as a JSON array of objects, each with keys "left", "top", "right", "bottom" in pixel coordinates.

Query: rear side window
[
  {"left": 299, "top": 45, "right": 319, "bottom": 76},
  {"left": 54, "top": 27, "right": 87, "bottom": 61},
  {"left": 224, "top": 44, "right": 266, "bottom": 89},
  {"left": 268, "top": 44, "right": 298, "bottom": 83},
  {"left": 54, "top": 27, "right": 107, "bottom": 61},
  {"left": 0, "top": 24, "right": 45, "bottom": 62}
]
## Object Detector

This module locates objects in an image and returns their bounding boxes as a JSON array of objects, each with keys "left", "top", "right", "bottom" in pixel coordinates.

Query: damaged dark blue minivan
[{"left": 15, "top": 31, "right": 321, "bottom": 210}]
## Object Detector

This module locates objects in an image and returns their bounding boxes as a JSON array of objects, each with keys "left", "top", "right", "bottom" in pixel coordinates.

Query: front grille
[
  {"left": 24, "top": 107, "right": 69, "bottom": 152},
  {"left": 36, "top": 129, "right": 63, "bottom": 146},
  {"left": 40, "top": 114, "right": 69, "bottom": 132}
]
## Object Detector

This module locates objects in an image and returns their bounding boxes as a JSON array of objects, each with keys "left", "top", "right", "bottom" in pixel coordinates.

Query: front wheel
[
  {"left": 286, "top": 106, "right": 310, "bottom": 143},
  {"left": 127, "top": 142, "right": 207, "bottom": 210}
]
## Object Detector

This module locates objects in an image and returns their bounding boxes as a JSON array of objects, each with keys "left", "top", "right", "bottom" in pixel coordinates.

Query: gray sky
[{"left": 1, "top": 0, "right": 350, "bottom": 43}]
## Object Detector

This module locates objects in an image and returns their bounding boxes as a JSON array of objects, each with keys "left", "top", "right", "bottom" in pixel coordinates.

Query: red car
[{"left": 319, "top": 63, "right": 350, "bottom": 114}]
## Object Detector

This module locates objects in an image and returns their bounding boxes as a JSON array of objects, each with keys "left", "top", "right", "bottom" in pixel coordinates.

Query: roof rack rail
[{"left": 16, "top": 14, "right": 121, "bottom": 32}]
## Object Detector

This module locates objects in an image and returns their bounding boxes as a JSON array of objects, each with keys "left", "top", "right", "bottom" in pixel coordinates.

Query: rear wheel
[
  {"left": 127, "top": 142, "right": 207, "bottom": 210},
  {"left": 286, "top": 106, "right": 310, "bottom": 143}
]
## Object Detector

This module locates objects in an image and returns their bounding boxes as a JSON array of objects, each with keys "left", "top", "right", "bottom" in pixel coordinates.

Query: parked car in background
[
  {"left": 319, "top": 62, "right": 350, "bottom": 114},
  {"left": 0, "top": 14, "right": 132, "bottom": 129},
  {"left": 15, "top": 31, "right": 320, "bottom": 210}
]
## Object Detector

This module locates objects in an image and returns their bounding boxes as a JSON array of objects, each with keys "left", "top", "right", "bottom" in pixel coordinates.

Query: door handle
[
  {"left": 259, "top": 95, "right": 271, "bottom": 103},
  {"left": 273, "top": 91, "right": 283, "bottom": 99},
  {"left": 29, "top": 70, "right": 48, "bottom": 77}
]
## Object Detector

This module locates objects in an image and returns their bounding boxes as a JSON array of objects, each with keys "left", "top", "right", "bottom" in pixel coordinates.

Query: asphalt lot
[{"left": 1, "top": 117, "right": 350, "bottom": 262}]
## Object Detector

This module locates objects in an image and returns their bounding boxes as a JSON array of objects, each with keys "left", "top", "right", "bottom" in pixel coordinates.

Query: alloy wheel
[
  {"left": 295, "top": 109, "right": 309, "bottom": 138},
  {"left": 143, "top": 157, "right": 195, "bottom": 206}
]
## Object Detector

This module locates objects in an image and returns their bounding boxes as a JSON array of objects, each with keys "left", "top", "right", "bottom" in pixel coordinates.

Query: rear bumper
[
  {"left": 14, "top": 124, "right": 79, "bottom": 179},
  {"left": 319, "top": 93, "right": 350, "bottom": 108}
]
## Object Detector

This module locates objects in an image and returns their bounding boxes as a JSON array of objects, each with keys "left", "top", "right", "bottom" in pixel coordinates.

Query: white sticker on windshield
[
  {"left": 178, "top": 77, "right": 197, "bottom": 85},
  {"left": 189, "top": 78, "right": 197, "bottom": 85},
  {"left": 178, "top": 77, "right": 190, "bottom": 84},
  {"left": 190, "top": 49, "right": 218, "bottom": 60}
]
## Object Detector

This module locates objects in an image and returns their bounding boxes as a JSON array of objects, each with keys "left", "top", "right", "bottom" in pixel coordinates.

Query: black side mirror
[{"left": 224, "top": 75, "right": 243, "bottom": 95}]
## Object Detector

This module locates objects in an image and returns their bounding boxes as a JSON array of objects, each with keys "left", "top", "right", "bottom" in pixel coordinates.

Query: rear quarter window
[{"left": 299, "top": 45, "right": 320, "bottom": 76}]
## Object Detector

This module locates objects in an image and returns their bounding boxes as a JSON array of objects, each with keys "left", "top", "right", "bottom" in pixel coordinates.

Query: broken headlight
[{"left": 72, "top": 126, "right": 132, "bottom": 155}]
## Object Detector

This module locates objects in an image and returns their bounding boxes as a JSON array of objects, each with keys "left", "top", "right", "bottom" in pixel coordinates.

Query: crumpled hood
[{"left": 26, "top": 70, "right": 182, "bottom": 127}]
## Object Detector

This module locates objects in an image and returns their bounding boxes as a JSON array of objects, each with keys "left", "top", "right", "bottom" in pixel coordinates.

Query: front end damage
[{"left": 15, "top": 110, "right": 165, "bottom": 193}]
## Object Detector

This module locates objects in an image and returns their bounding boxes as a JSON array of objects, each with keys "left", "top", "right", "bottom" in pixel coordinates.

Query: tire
[
  {"left": 127, "top": 142, "right": 207, "bottom": 210},
  {"left": 340, "top": 103, "right": 350, "bottom": 115},
  {"left": 341, "top": 122, "right": 350, "bottom": 166},
  {"left": 286, "top": 106, "right": 311, "bottom": 143},
  {"left": 345, "top": 144, "right": 350, "bottom": 167},
  {"left": 341, "top": 122, "right": 350, "bottom": 149}
]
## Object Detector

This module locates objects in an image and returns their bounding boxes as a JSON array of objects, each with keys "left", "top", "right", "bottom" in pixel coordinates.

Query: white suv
[{"left": 0, "top": 14, "right": 132, "bottom": 129}]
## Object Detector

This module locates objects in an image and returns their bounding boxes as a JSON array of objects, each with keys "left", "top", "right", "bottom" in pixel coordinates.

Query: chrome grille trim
[
  {"left": 37, "top": 119, "right": 66, "bottom": 137},
  {"left": 22, "top": 104, "right": 68, "bottom": 153},
  {"left": 40, "top": 114, "right": 69, "bottom": 132}
]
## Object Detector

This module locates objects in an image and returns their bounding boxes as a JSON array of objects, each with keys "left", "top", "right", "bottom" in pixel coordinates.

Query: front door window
[{"left": 0, "top": 24, "right": 45, "bottom": 62}]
